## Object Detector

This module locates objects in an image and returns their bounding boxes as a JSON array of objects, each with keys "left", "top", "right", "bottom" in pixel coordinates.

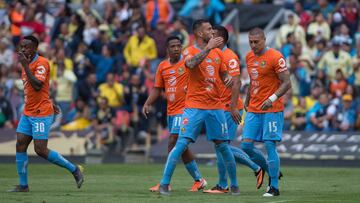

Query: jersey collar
[
  {"left": 168, "top": 55, "right": 183, "bottom": 65},
  {"left": 221, "top": 45, "right": 228, "bottom": 52},
  {"left": 255, "top": 46, "right": 270, "bottom": 56},
  {"left": 30, "top": 53, "right": 39, "bottom": 64}
]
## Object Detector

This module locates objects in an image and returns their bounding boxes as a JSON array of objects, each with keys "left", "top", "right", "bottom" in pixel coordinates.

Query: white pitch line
[{"left": 266, "top": 200, "right": 292, "bottom": 203}]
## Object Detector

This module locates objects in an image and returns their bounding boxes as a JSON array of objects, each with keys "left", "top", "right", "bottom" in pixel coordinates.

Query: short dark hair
[
  {"left": 166, "top": 36, "right": 181, "bottom": 47},
  {"left": 23, "top": 35, "right": 39, "bottom": 48},
  {"left": 249, "top": 27, "right": 265, "bottom": 38},
  {"left": 192, "top": 19, "right": 210, "bottom": 32},
  {"left": 213, "top": 25, "right": 229, "bottom": 43}
]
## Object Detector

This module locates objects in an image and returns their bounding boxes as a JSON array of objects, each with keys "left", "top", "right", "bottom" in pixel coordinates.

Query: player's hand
[
  {"left": 142, "top": 104, "right": 150, "bottom": 119},
  {"left": 230, "top": 107, "right": 242, "bottom": 125},
  {"left": 205, "top": 37, "right": 223, "bottom": 50},
  {"left": 18, "top": 52, "right": 29, "bottom": 67},
  {"left": 260, "top": 99, "right": 273, "bottom": 111},
  {"left": 223, "top": 75, "right": 233, "bottom": 87}
]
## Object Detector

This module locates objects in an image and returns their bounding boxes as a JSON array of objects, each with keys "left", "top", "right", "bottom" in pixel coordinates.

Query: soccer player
[
  {"left": 158, "top": 19, "right": 240, "bottom": 195},
  {"left": 9, "top": 36, "right": 84, "bottom": 192},
  {"left": 203, "top": 25, "right": 264, "bottom": 194},
  {"left": 143, "top": 36, "right": 206, "bottom": 192},
  {"left": 241, "top": 28, "right": 291, "bottom": 197}
]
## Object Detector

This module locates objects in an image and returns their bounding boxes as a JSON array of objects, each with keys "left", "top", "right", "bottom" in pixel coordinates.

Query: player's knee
[
  {"left": 168, "top": 135, "right": 178, "bottom": 152},
  {"left": 264, "top": 140, "right": 276, "bottom": 152},
  {"left": 241, "top": 141, "right": 254, "bottom": 151},
  {"left": 34, "top": 145, "right": 47, "bottom": 158}
]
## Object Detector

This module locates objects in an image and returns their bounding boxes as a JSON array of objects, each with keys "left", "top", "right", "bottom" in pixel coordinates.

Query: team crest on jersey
[
  {"left": 181, "top": 127, "right": 186, "bottom": 133},
  {"left": 260, "top": 61, "right": 266, "bottom": 67},
  {"left": 178, "top": 67, "right": 184, "bottom": 74},
  {"left": 169, "top": 70, "right": 176, "bottom": 74},
  {"left": 205, "top": 58, "right": 212, "bottom": 63},
  {"left": 214, "top": 58, "right": 220, "bottom": 64},
  {"left": 183, "top": 118, "right": 189, "bottom": 125}
]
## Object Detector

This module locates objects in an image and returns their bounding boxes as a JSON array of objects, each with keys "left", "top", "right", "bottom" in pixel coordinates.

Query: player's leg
[
  {"left": 262, "top": 112, "right": 284, "bottom": 197},
  {"left": 9, "top": 115, "right": 33, "bottom": 192},
  {"left": 159, "top": 108, "right": 203, "bottom": 195},
  {"left": 241, "top": 113, "right": 269, "bottom": 173},
  {"left": 206, "top": 109, "right": 239, "bottom": 195},
  {"left": 31, "top": 115, "right": 84, "bottom": 188},
  {"left": 168, "top": 114, "right": 203, "bottom": 184}
]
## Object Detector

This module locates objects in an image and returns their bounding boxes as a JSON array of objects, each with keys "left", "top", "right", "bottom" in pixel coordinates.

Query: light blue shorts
[
  {"left": 242, "top": 112, "right": 284, "bottom": 142},
  {"left": 225, "top": 110, "right": 243, "bottom": 141},
  {"left": 167, "top": 114, "right": 182, "bottom": 135},
  {"left": 16, "top": 114, "right": 54, "bottom": 140},
  {"left": 179, "top": 108, "right": 228, "bottom": 142}
]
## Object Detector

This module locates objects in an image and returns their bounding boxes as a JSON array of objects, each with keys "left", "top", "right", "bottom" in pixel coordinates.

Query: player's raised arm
[
  {"left": 142, "top": 87, "right": 162, "bottom": 119},
  {"left": 18, "top": 36, "right": 44, "bottom": 91},
  {"left": 184, "top": 19, "right": 223, "bottom": 69}
]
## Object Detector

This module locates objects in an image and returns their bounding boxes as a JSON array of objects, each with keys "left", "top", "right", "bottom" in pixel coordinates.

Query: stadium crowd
[{"left": 0, "top": 0, "right": 359, "bottom": 152}]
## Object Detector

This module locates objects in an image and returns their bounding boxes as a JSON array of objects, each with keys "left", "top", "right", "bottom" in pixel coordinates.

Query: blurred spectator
[
  {"left": 167, "top": 17, "right": 190, "bottom": 48},
  {"left": 124, "top": 25, "right": 157, "bottom": 72},
  {"left": 276, "top": 13, "right": 306, "bottom": 49},
  {"left": 67, "top": 98, "right": 91, "bottom": 123},
  {"left": 145, "top": 0, "right": 174, "bottom": 30},
  {"left": 115, "top": 0, "right": 130, "bottom": 23},
  {"left": 305, "top": 84, "right": 323, "bottom": 110},
  {"left": 281, "top": 32, "right": 295, "bottom": 59},
  {"left": 329, "top": 69, "right": 347, "bottom": 97},
  {"left": 76, "top": 0, "right": 102, "bottom": 24},
  {"left": 85, "top": 44, "right": 116, "bottom": 84},
  {"left": 314, "top": 38, "right": 328, "bottom": 64},
  {"left": 89, "top": 97, "right": 116, "bottom": 150},
  {"left": 0, "top": 85, "right": 13, "bottom": 129},
  {"left": 50, "top": 4, "right": 72, "bottom": 44},
  {"left": 317, "top": 37, "right": 352, "bottom": 81},
  {"left": 127, "top": 4, "right": 146, "bottom": 34},
  {"left": 9, "top": 1, "right": 24, "bottom": 46},
  {"left": 332, "top": 94, "right": 357, "bottom": 131},
  {"left": 179, "top": 0, "right": 225, "bottom": 25},
  {"left": 149, "top": 20, "right": 168, "bottom": 73},
  {"left": 294, "top": 1, "right": 312, "bottom": 29},
  {"left": 307, "top": 12, "right": 331, "bottom": 41},
  {"left": 98, "top": 73, "right": 124, "bottom": 109},
  {"left": 303, "top": 34, "right": 317, "bottom": 61},
  {"left": 82, "top": 15, "right": 100, "bottom": 45},
  {"left": 311, "top": 0, "right": 334, "bottom": 20},
  {"left": 335, "top": 0, "right": 360, "bottom": 36},
  {"left": 352, "top": 46, "right": 360, "bottom": 90},
  {"left": 306, "top": 93, "right": 332, "bottom": 131},
  {"left": 77, "top": 72, "right": 98, "bottom": 108},
  {"left": 291, "top": 97, "right": 307, "bottom": 130},
  {"left": 0, "top": 38, "right": 14, "bottom": 69},
  {"left": 51, "top": 49, "right": 77, "bottom": 123}
]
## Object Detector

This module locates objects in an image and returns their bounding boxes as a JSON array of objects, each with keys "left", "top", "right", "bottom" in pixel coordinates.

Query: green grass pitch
[{"left": 0, "top": 163, "right": 359, "bottom": 203}]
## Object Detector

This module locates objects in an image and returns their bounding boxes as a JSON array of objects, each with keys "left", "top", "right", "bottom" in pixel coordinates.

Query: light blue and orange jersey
[
  {"left": 154, "top": 56, "right": 188, "bottom": 115},
  {"left": 246, "top": 48, "right": 287, "bottom": 113},
  {"left": 22, "top": 55, "right": 53, "bottom": 117},
  {"left": 182, "top": 45, "right": 227, "bottom": 110}
]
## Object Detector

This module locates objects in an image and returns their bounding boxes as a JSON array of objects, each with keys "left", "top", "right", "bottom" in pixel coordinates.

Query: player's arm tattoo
[
  {"left": 185, "top": 48, "right": 210, "bottom": 69},
  {"left": 274, "top": 70, "right": 291, "bottom": 98},
  {"left": 23, "top": 64, "right": 43, "bottom": 91}
]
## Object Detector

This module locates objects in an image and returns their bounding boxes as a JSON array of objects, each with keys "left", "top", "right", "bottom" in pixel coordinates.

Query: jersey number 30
[{"left": 34, "top": 122, "right": 45, "bottom": 133}]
